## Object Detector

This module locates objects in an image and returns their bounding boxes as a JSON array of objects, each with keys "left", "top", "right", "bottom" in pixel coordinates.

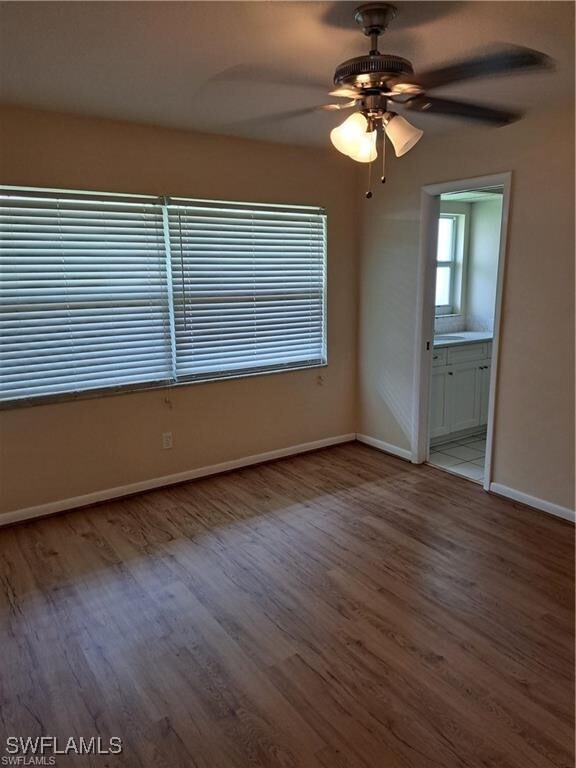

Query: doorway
[{"left": 411, "top": 173, "right": 511, "bottom": 491}]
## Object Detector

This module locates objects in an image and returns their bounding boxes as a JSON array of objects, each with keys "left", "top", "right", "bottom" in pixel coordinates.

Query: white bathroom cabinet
[{"left": 430, "top": 342, "right": 492, "bottom": 440}]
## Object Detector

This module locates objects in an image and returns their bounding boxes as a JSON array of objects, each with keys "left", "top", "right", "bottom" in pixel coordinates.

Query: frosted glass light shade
[
  {"left": 347, "top": 129, "right": 377, "bottom": 163},
  {"left": 330, "top": 113, "right": 369, "bottom": 157},
  {"left": 384, "top": 113, "right": 423, "bottom": 157}
]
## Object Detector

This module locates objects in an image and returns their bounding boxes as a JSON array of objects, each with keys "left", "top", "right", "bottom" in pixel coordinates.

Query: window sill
[{"left": 0, "top": 361, "right": 328, "bottom": 411}]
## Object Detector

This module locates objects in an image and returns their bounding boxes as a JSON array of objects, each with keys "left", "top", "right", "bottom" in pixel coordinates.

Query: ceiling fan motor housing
[{"left": 334, "top": 53, "right": 414, "bottom": 90}]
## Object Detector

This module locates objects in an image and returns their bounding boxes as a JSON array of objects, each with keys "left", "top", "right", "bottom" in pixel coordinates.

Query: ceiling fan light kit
[
  {"left": 330, "top": 113, "right": 377, "bottom": 162},
  {"left": 323, "top": 2, "right": 553, "bottom": 197},
  {"left": 347, "top": 130, "right": 378, "bottom": 163},
  {"left": 330, "top": 109, "right": 422, "bottom": 160},
  {"left": 382, "top": 112, "right": 424, "bottom": 158}
]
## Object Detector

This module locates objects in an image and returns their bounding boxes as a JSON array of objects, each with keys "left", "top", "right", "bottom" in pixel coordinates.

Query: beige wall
[
  {"left": 1, "top": 103, "right": 574, "bottom": 518},
  {"left": 0, "top": 107, "right": 358, "bottom": 515},
  {"left": 359, "top": 104, "right": 575, "bottom": 510},
  {"left": 467, "top": 198, "right": 503, "bottom": 333}
]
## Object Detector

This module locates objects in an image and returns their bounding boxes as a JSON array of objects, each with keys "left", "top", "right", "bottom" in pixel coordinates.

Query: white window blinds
[
  {"left": 167, "top": 200, "right": 326, "bottom": 381},
  {"left": 0, "top": 188, "right": 327, "bottom": 405},
  {"left": 0, "top": 189, "right": 172, "bottom": 401}
]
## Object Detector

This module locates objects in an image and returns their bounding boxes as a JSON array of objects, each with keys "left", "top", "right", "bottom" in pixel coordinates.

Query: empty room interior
[{"left": 0, "top": 2, "right": 574, "bottom": 767}]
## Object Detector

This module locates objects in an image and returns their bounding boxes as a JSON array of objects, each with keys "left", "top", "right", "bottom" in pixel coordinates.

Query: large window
[{"left": 0, "top": 187, "right": 326, "bottom": 405}]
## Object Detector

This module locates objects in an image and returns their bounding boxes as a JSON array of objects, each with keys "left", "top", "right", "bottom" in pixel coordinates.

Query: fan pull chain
[
  {"left": 381, "top": 128, "right": 387, "bottom": 184},
  {"left": 365, "top": 158, "right": 373, "bottom": 199}
]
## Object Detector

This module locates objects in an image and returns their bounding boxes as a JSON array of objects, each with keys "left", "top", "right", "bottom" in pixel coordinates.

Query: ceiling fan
[{"left": 232, "top": 2, "right": 553, "bottom": 196}]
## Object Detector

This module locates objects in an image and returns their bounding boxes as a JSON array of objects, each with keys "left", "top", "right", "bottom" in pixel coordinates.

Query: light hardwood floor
[{"left": 0, "top": 443, "right": 573, "bottom": 767}]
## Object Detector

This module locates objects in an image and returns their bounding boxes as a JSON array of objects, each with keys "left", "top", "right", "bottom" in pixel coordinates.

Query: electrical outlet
[{"left": 162, "top": 431, "right": 173, "bottom": 450}]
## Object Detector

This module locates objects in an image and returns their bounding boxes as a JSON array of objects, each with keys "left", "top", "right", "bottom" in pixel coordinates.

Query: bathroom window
[{"left": 435, "top": 214, "right": 464, "bottom": 315}]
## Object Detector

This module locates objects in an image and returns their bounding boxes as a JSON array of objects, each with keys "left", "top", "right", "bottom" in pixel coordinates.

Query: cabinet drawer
[
  {"left": 431, "top": 348, "right": 447, "bottom": 367},
  {"left": 446, "top": 343, "right": 486, "bottom": 364}
]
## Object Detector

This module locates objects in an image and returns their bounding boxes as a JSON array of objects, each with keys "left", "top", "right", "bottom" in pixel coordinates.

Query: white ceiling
[
  {"left": 0, "top": 1, "right": 573, "bottom": 148},
  {"left": 442, "top": 189, "right": 503, "bottom": 202}
]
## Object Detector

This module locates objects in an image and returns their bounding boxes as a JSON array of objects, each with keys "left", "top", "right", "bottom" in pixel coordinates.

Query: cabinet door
[
  {"left": 448, "top": 362, "right": 480, "bottom": 433},
  {"left": 479, "top": 363, "right": 491, "bottom": 425},
  {"left": 430, "top": 369, "right": 451, "bottom": 439}
]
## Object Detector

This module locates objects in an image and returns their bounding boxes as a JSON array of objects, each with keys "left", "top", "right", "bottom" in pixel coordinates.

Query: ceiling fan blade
[
  {"left": 405, "top": 96, "right": 521, "bottom": 125},
  {"left": 321, "top": 100, "right": 357, "bottom": 111},
  {"left": 395, "top": 46, "right": 553, "bottom": 92},
  {"left": 229, "top": 106, "right": 334, "bottom": 129},
  {"left": 329, "top": 87, "right": 361, "bottom": 99},
  {"left": 209, "top": 64, "right": 328, "bottom": 92}
]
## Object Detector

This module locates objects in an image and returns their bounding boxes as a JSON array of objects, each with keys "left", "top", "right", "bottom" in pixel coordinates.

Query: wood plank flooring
[{"left": 0, "top": 443, "right": 573, "bottom": 768}]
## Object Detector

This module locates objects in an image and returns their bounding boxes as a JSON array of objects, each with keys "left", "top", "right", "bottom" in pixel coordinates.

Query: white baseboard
[
  {"left": 356, "top": 434, "right": 413, "bottom": 462},
  {"left": 0, "top": 433, "right": 356, "bottom": 528},
  {"left": 489, "top": 483, "right": 575, "bottom": 523},
  {"left": 6, "top": 436, "right": 572, "bottom": 529}
]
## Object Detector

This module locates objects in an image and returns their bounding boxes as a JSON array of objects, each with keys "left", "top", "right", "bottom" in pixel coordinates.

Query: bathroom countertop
[{"left": 433, "top": 331, "right": 493, "bottom": 348}]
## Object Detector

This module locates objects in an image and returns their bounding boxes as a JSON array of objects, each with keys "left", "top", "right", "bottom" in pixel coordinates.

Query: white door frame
[{"left": 411, "top": 172, "right": 512, "bottom": 491}]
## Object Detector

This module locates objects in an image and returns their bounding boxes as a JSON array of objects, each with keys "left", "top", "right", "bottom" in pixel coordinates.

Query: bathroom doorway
[{"left": 412, "top": 173, "right": 511, "bottom": 490}]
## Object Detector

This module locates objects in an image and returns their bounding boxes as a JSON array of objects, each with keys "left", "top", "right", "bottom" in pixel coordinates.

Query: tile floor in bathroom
[{"left": 428, "top": 432, "right": 487, "bottom": 483}]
